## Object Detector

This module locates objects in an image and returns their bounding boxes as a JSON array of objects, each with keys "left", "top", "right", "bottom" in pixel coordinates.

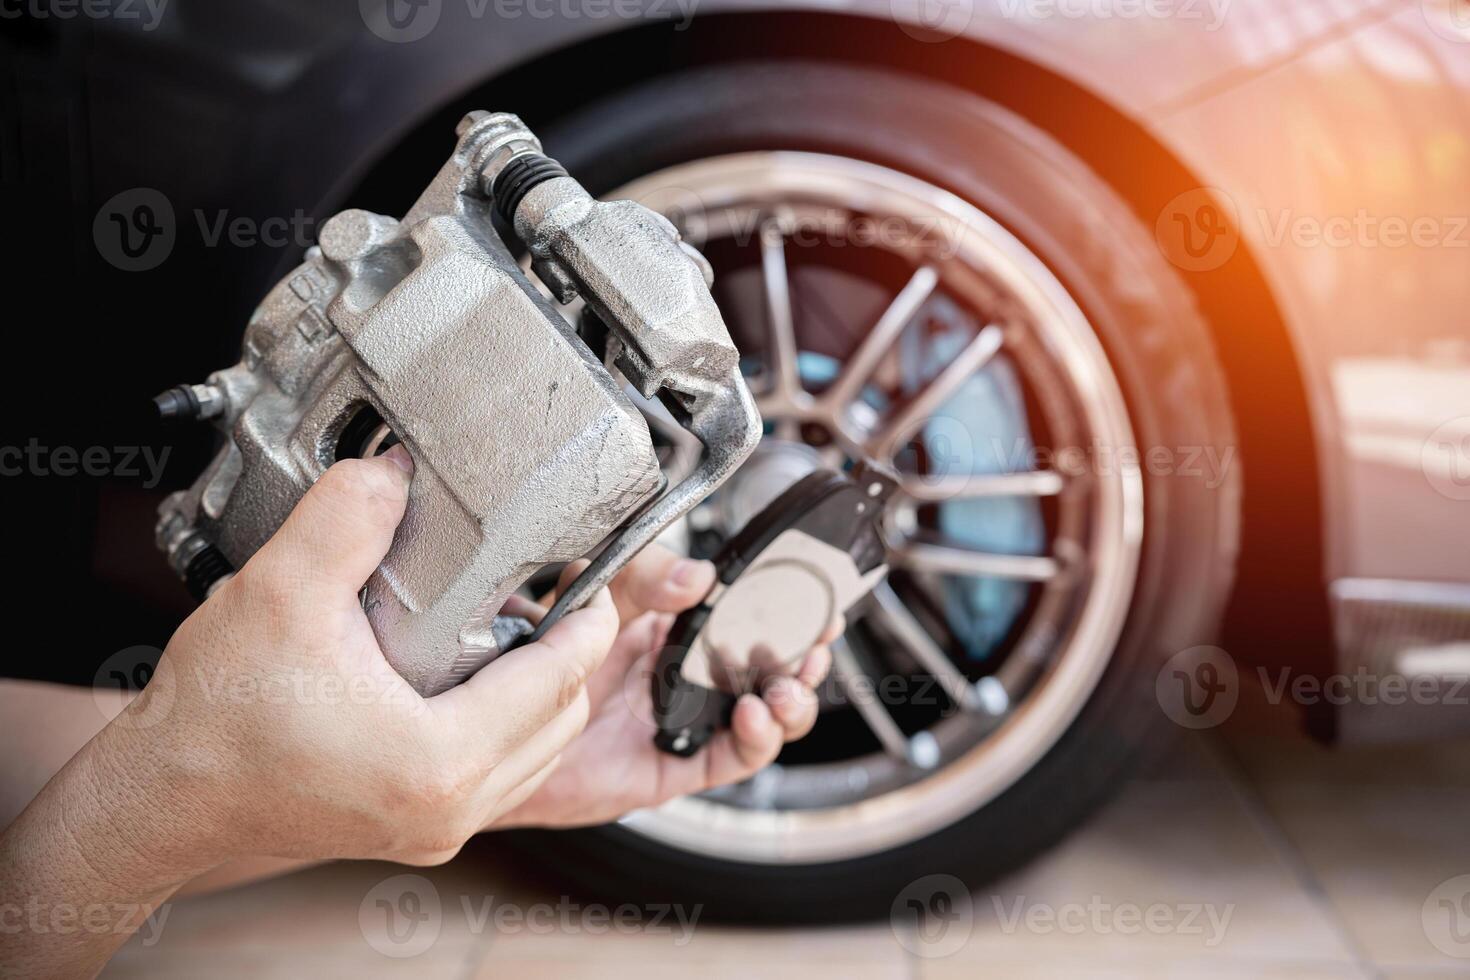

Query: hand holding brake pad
[{"left": 653, "top": 462, "right": 897, "bottom": 756}]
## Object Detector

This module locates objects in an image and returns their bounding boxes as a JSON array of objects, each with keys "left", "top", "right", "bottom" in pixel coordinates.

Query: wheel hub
[{"left": 712, "top": 439, "right": 826, "bottom": 535}]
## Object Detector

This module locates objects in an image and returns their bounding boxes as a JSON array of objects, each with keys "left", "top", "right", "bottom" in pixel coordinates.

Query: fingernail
[
  {"left": 671, "top": 558, "right": 713, "bottom": 588},
  {"left": 381, "top": 443, "right": 415, "bottom": 476}
]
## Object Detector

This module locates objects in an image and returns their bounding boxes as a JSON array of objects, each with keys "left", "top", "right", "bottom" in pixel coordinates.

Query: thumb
[{"left": 250, "top": 446, "right": 414, "bottom": 598}]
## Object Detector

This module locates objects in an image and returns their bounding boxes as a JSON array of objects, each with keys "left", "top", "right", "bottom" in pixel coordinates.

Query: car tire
[{"left": 508, "top": 60, "right": 1240, "bottom": 924}]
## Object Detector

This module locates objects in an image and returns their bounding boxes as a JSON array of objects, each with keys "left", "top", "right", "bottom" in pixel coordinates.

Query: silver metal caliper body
[{"left": 156, "top": 112, "right": 760, "bottom": 696}]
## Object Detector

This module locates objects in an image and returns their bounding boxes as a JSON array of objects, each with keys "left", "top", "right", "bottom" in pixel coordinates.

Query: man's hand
[
  {"left": 0, "top": 448, "right": 618, "bottom": 976},
  {"left": 497, "top": 545, "right": 836, "bottom": 829},
  {"left": 118, "top": 446, "right": 619, "bottom": 865},
  {"left": 0, "top": 449, "right": 837, "bottom": 976}
]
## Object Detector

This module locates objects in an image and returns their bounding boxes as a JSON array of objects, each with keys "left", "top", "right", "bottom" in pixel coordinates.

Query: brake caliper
[{"left": 155, "top": 111, "right": 760, "bottom": 696}]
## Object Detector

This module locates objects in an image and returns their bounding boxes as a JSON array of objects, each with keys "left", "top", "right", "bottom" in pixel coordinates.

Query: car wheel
[{"left": 514, "top": 60, "right": 1240, "bottom": 923}]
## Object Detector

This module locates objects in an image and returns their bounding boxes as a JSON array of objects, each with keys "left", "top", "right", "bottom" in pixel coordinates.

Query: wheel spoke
[
  {"left": 759, "top": 220, "right": 802, "bottom": 410},
  {"left": 900, "top": 469, "right": 1064, "bottom": 502},
  {"left": 871, "top": 323, "right": 1004, "bottom": 459},
  {"left": 871, "top": 583, "right": 983, "bottom": 712},
  {"left": 819, "top": 265, "right": 938, "bottom": 421},
  {"left": 897, "top": 542, "right": 1060, "bottom": 581},
  {"left": 830, "top": 637, "right": 912, "bottom": 761}
]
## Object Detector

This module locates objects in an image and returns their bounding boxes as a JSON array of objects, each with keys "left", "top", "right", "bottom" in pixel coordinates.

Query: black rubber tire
[{"left": 510, "top": 60, "right": 1241, "bottom": 924}]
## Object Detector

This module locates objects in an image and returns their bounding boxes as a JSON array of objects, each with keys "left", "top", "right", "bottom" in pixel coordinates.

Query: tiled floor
[{"left": 103, "top": 729, "right": 1470, "bottom": 979}]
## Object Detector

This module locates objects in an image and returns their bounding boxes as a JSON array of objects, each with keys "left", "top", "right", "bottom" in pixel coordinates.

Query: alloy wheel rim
[{"left": 603, "top": 152, "right": 1145, "bottom": 864}]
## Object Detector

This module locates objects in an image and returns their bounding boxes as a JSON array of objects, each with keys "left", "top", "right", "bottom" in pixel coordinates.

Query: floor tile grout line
[
  {"left": 1208, "top": 731, "right": 1384, "bottom": 980},
  {"left": 458, "top": 944, "right": 482, "bottom": 980},
  {"left": 900, "top": 918, "right": 923, "bottom": 980},
  {"left": 456, "top": 916, "right": 498, "bottom": 980}
]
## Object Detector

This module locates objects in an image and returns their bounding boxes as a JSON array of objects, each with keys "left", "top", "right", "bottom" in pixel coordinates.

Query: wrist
[
  {"left": 79, "top": 711, "right": 241, "bottom": 889},
  {"left": 0, "top": 704, "right": 236, "bottom": 977}
]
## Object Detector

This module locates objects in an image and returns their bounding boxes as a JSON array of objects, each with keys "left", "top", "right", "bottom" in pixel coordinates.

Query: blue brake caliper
[
  {"left": 794, "top": 297, "right": 1043, "bottom": 661},
  {"left": 898, "top": 298, "right": 1045, "bottom": 661}
]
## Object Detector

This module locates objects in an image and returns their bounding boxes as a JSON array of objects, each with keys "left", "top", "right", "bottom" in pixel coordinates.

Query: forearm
[
  {"left": 0, "top": 681, "right": 131, "bottom": 834},
  {"left": 0, "top": 722, "right": 228, "bottom": 978},
  {"left": 0, "top": 680, "right": 311, "bottom": 903},
  {"left": 0, "top": 451, "right": 624, "bottom": 977}
]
